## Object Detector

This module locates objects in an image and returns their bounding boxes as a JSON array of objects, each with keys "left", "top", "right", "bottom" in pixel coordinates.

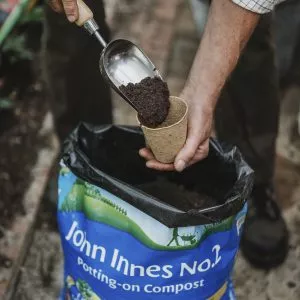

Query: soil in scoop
[
  {"left": 138, "top": 177, "right": 218, "bottom": 211},
  {"left": 120, "top": 76, "right": 170, "bottom": 128}
]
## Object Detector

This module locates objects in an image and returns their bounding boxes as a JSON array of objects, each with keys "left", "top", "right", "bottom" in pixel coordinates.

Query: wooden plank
[{"left": 0, "top": 112, "right": 59, "bottom": 300}]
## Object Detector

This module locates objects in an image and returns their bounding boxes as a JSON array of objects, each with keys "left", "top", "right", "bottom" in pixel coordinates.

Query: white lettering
[
  {"left": 198, "top": 259, "right": 211, "bottom": 272},
  {"left": 130, "top": 264, "right": 145, "bottom": 277},
  {"left": 77, "top": 256, "right": 83, "bottom": 265},
  {"left": 144, "top": 284, "right": 152, "bottom": 293},
  {"left": 146, "top": 265, "right": 160, "bottom": 278},
  {"left": 162, "top": 265, "right": 173, "bottom": 279},
  {"left": 180, "top": 262, "right": 197, "bottom": 276},
  {"left": 212, "top": 244, "right": 222, "bottom": 266},
  {"left": 73, "top": 230, "right": 84, "bottom": 246},
  {"left": 116, "top": 255, "right": 129, "bottom": 275},
  {"left": 144, "top": 280, "right": 205, "bottom": 295},
  {"left": 162, "top": 285, "right": 175, "bottom": 293},
  {"left": 65, "top": 221, "right": 78, "bottom": 240},
  {"left": 111, "top": 249, "right": 119, "bottom": 268},
  {"left": 175, "top": 284, "right": 184, "bottom": 294},
  {"left": 91, "top": 245, "right": 106, "bottom": 262},
  {"left": 80, "top": 234, "right": 91, "bottom": 256},
  {"left": 122, "top": 283, "right": 131, "bottom": 291},
  {"left": 65, "top": 221, "right": 106, "bottom": 262},
  {"left": 184, "top": 282, "right": 193, "bottom": 290}
]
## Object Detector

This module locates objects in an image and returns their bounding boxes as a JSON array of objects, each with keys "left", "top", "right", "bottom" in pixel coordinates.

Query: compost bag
[{"left": 58, "top": 123, "right": 254, "bottom": 300}]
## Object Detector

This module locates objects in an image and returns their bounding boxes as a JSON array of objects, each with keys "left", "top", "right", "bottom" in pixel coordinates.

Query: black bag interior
[{"left": 62, "top": 123, "right": 254, "bottom": 227}]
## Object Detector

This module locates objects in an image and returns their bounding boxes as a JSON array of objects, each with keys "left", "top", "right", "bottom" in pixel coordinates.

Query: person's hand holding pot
[
  {"left": 139, "top": 86, "right": 214, "bottom": 172},
  {"left": 140, "top": 0, "right": 260, "bottom": 172}
]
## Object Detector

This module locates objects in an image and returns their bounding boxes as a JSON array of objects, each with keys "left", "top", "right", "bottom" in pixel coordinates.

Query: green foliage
[
  {"left": 199, "top": 216, "right": 235, "bottom": 244},
  {"left": 76, "top": 279, "right": 93, "bottom": 299},
  {"left": 2, "top": 34, "right": 33, "bottom": 63},
  {"left": 100, "top": 195, "right": 127, "bottom": 216},
  {"left": 1, "top": 5, "right": 43, "bottom": 63},
  {"left": 85, "top": 183, "right": 127, "bottom": 216},
  {"left": 60, "top": 179, "right": 85, "bottom": 212},
  {"left": 19, "top": 6, "right": 43, "bottom": 24},
  {"left": 0, "top": 98, "right": 14, "bottom": 109},
  {"left": 61, "top": 179, "right": 236, "bottom": 251},
  {"left": 60, "top": 167, "right": 71, "bottom": 176}
]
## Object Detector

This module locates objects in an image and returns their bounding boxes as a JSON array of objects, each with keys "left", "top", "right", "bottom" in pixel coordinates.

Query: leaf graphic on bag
[{"left": 61, "top": 179, "right": 85, "bottom": 212}]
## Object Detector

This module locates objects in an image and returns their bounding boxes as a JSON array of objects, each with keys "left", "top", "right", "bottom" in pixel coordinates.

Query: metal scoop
[{"left": 76, "top": 0, "right": 163, "bottom": 110}]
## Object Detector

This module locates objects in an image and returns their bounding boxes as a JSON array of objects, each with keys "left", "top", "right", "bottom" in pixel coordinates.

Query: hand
[
  {"left": 139, "top": 88, "right": 214, "bottom": 172},
  {"left": 48, "top": 0, "right": 78, "bottom": 22}
]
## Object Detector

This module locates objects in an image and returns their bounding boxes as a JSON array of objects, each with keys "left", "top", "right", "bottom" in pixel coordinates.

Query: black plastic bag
[{"left": 58, "top": 123, "right": 254, "bottom": 300}]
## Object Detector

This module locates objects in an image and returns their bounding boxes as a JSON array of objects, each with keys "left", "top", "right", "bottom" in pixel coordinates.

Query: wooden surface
[
  {"left": 76, "top": 0, "right": 93, "bottom": 26},
  {"left": 0, "top": 112, "right": 59, "bottom": 300}
]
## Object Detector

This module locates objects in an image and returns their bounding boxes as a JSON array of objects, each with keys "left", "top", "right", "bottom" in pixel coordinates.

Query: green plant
[
  {"left": 0, "top": 98, "right": 14, "bottom": 109},
  {"left": 85, "top": 183, "right": 127, "bottom": 216},
  {"left": 0, "top": 0, "right": 31, "bottom": 47},
  {"left": 2, "top": 34, "right": 33, "bottom": 62},
  {"left": 19, "top": 6, "right": 43, "bottom": 24},
  {"left": 0, "top": 3, "right": 43, "bottom": 63},
  {"left": 60, "top": 166, "right": 71, "bottom": 176},
  {"left": 76, "top": 279, "right": 93, "bottom": 299},
  {"left": 60, "top": 179, "right": 86, "bottom": 212}
]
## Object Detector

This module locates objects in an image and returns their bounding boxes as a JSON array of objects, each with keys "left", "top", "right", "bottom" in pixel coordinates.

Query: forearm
[{"left": 183, "top": 0, "right": 260, "bottom": 110}]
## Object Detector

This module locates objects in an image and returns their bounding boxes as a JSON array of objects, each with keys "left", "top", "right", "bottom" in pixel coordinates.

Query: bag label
[{"left": 58, "top": 167, "right": 245, "bottom": 300}]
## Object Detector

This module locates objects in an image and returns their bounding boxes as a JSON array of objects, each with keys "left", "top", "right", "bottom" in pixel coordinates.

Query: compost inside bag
[{"left": 58, "top": 123, "right": 254, "bottom": 300}]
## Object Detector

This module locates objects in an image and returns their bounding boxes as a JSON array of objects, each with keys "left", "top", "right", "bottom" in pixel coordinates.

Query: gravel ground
[
  {"left": 12, "top": 1, "right": 300, "bottom": 299},
  {"left": 13, "top": 186, "right": 300, "bottom": 300},
  {"left": 14, "top": 230, "right": 63, "bottom": 300}
]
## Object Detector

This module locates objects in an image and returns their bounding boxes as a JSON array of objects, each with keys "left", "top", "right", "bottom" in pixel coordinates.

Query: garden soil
[
  {"left": 138, "top": 177, "right": 218, "bottom": 211},
  {"left": 120, "top": 76, "right": 170, "bottom": 127}
]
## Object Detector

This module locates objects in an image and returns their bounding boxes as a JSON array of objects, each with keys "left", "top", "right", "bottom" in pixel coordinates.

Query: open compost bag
[{"left": 58, "top": 123, "right": 254, "bottom": 300}]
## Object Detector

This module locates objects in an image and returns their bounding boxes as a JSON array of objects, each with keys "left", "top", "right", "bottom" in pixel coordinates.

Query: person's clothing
[
  {"left": 232, "top": 0, "right": 287, "bottom": 14},
  {"left": 42, "top": 0, "right": 112, "bottom": 142},
  {"left": 274, "top": 0, "right": 300, "bottom": 165},
  {"left": 190, "top": 0, "right": 292, "bottom": 269},
  {"left": 240, "top": 183, "right": 289, "bottom": 268},
  {"left": 215, "top": 14, "right": 279, "bottom": 186},
  {"left": 274, "top": 0, "right": 300, "bottom": 87},
  {"left": 215, "top": 1, "right": 300, "bottom": 185},
  {"left": 191, "top": 0, "right": 299, "bottom": 185}
]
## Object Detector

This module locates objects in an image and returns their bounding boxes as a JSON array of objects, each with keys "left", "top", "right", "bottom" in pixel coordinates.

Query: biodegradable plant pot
[{"left": 138, "top": 96, "right": 188, "bottom": 163}]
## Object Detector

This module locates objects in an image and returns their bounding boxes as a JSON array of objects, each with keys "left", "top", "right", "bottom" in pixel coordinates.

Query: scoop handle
[{"left": 75, "top": 0, "right": 93, "bottom": 26}]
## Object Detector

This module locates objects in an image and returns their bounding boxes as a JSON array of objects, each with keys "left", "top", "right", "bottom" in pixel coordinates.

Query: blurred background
[{"left": 0, "top": 0, "right": 300, "bottom": 299}]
